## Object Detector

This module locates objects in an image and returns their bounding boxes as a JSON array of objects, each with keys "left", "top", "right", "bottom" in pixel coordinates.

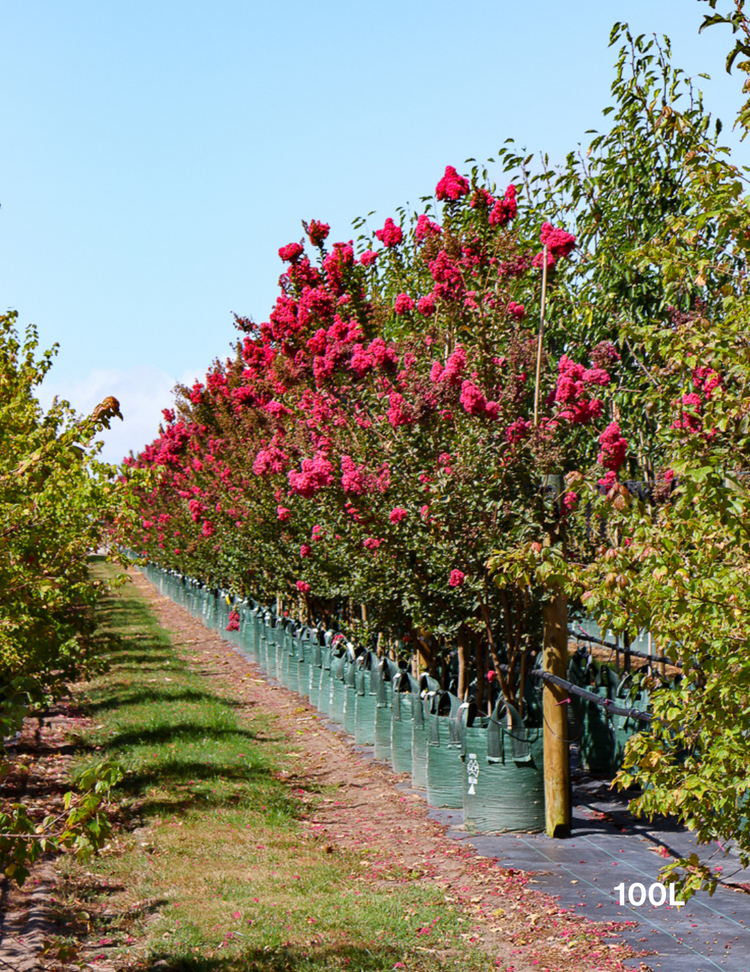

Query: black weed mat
[{"left": 427, "top": 775, "right": 750, "bottom": 972}]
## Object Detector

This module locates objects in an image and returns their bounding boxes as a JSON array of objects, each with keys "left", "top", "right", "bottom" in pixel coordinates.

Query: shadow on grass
[
  {"left": 86, "top": 687, "right": 259, "bottom": 716},
  {"left": 142, "top": 944, "right": 413, "bottom": 972}
]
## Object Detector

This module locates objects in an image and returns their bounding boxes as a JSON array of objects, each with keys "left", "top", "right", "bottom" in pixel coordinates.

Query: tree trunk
[
  {"left": 457, "top": 625, "right": 470, "bottom": 701},
  {"left": 543, "top": 586, "right": 571, "bottom": 838}
]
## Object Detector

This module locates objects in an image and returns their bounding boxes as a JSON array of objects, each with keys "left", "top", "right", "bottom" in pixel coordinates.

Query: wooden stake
[
  {"left": 533, "top": 244, "right": 549, "bottom": 428},
  {"left": 543, "top": 586, "right": 571, "bottom": 838}
]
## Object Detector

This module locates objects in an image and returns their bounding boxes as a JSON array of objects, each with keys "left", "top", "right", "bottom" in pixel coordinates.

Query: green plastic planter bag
[
  {"left": 343, "top": 646, "right": 358, "bottom": 736},
  {"left": 425, "top": 692, "right": 464, "bottom": 808},
  {"left": 309, "top": 633, "right": 323, "bottom": 709},
  {"left": 391, "top": 671, "right": 417, "bottom": 776},
  {"left": 460, "top": 700, "right": 545, "bottom": 834},
  {"left": 329, "top": 639, "right": 348, "bottom": 725},
  {"left": 318, "top": 634, "right": 334, "bottom": 717},
  {"left": 204, "top": 592, "right": 217, "bottom": 630},
  {"left": 295, "top": 626, "right": 311, "bottom": 698},
  {"left": 354, "top": 651, "right": 378, "bottom": 746},
  {"left": 249, "top": 605, "right": 262, "bottom": 664},
  {"left": 579, "top": 665, "right": 618, "bottom": 773},
  {"left": 374, "top": 658, "right": 399, "bottom": 763},
  {"left": 412, "top": 674, "right": 440, "bottom": 790},
  {"left": 284, "top": 621, "right": 299, "bottom": 693},
  {"left": 274, "top": 620, "right": 286, "bottom": 684},
  {"left": 264, "top": 613, "right": 277, "bottom": 678},
  {"left": 612, "top": 675, "right": 649, "bottom": 772}
]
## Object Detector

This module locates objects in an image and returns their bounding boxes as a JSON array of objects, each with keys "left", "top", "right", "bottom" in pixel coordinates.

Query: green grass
[{"left": 61, "top": 563, "right": 501, "bottom": 971}]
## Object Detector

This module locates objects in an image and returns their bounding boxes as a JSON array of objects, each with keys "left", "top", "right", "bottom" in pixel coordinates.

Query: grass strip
[{"left": 61, "top": 563, "right": 502, "bottom": 971}]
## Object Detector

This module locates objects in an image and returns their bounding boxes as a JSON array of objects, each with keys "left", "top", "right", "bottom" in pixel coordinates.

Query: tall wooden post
[{"left": 543, "top": 587, "right": 571, "bottom": 838}]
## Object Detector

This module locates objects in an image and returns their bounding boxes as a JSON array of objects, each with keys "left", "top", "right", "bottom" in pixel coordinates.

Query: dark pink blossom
[
  {"left": 279, "top": 242, "right": 304, "bottom": 263},
  {"left": 363, "top": 537, "right": 382, "bottom": 551},
  {"left": 340, "top": 455, "right": 369, "bottom": 494},
  {"left": 375, "top": 218, "right": 403, "bottom": 248},
  {"left": 277, "top": 505, "right": 291, "bottom": 522},
  {"left": 441, "top": 347, "right": 467, "bottom": 386},
  {"left": 296, "top": 580, "right": 311, "bottom": 593},
  {"left": 598, "top": 422, "right": 628, "bottom": 472},
  {"left": 359, "top": 249, "right": 378, "bottom": 266},
  {"left": 226, "top": 610, "right": 240, "bottom": 632},
  {"left": 415, "top": 214, "right": 442, "bottom": 241},
  {"left": 489, "top": 185, "right": 517, "bottom": 226},
  {"left": 459, "top": 380, "right": 487, "bottom": 416},
  {"left": 389, "top": 507, "right": 409, "bottom": 524},
  {"left": 449, "top": 569, "right": 465, "bottom": 587},
  {"left": 394, "top": 293, "right": 415, "bottom": 315},
  {"left": 507, "top": 301, "right": 525, "bottom": 320},
  {"left": 288, "top": 454, "right": 334, "bottom": 497},
  {"left": 300, "top": 544, "right": 312, "bottom": 558},
  {"left": 506, "top": 418, "right": 531, "bottom": 443},
  {"left": 307, "top": 220, "right": 330, "bottom": 246},
  {"left": 417, "top": 294, "right": 437, "bottom": 316},
  {"left": 598, "top": 470, "right": 618, "bottom": 490},
  {"left": 435, "top": 165, "right": 469, "bottom": 201}
]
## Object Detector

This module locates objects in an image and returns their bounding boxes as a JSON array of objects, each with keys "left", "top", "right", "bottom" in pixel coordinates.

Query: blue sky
[{"left": 1, "top": 1, "right": 745, "bottom": 461}]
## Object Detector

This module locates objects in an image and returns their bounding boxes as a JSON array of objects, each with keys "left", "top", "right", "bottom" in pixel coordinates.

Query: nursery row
[{"left": 142, "top": 563, "right": 654, "bottom": 833}]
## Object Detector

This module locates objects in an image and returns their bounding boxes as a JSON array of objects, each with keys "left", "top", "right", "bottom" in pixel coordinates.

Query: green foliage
[
  {"left": 0, "top": 760, "right": 123, "bottom": 886},
  {"left": 0, "top": 310, "right": 125, "bottom": 884}
]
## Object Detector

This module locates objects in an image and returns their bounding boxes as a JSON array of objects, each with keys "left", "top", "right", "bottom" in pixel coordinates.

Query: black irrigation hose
[
  {"left": 570, "top": 626, "right": 683, "bottom": 672},
  {"left": 495, "top": 663, "right": 653, "bottom": 724}
]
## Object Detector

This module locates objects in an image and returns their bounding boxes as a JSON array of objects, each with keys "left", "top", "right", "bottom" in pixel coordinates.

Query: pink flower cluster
[
  {"left": 489, "top": 185, "right": 517, "bottom": 226},
  {"left": 693, "top": 366, "right": 722, "bottom": 398},
  {"left": 431, "top": 346, "right": 466, "bottom": 386},
  {"left": 533, "top": 222, "right": 577, "bottom": 267},
  {"left": 598, "top": 421, "right": 628, "bottom": 472},
  {"left": 389, "top": 507, "right": 409, "bottom": 524},
  {"left": 435, "top": 165, "right": 469, "bottom": 202},
  {"left": 375, "top": 218, "right": 403, "bottom": 248},
  {"left": 506, "top": 418, "right": 531, "bottom": 444},
  {"left": 226, "top": 610, "right": 240, "bottom": 632},
  {"left": 279, "top": 242, "right": 304, "bottom": 263},
  {"left": 417, "top": 294, "right": 436, "bottom": 316},
  {"left": 554, "top": 355, "right": 608, "bottom": 424},
  {"left": 307, "top": 220, "right": 330, "bottom": 247},
  {"left": 415, "top": 214, "right": 441, "bottom": 242},
  {"left": 449, "top": 569, "right": 465, "bottom": 587},
  {"left": 287, "top": 453, "right": 334, "bottom": 497},
  {"left": 394, "top": 293, "right": 415, "bottom": 315},
  {"left": 459, "top": 380, "right": 499, "bottom": 419},
  {"left": 296, "top": 580, "right": 311, "bottom": 593}
]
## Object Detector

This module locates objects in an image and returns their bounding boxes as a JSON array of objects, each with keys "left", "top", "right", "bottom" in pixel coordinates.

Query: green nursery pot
[
  {"left": 308, "top": 631, "right": 324, "bottom": 709},
  {"left": 343, "top": 646, "right": 358, "bottom": 736},
  {"left": 425, "top": 692, "right": 464, "bottom": 809},
  {"left": 412, "top": 674, "right": 440, "bottom": 791},
  {"left": 460, "top": 700, "right": 545, "bottom": 834},
  {"left": 374, "top": 657, "right": 399, "bottom": 763},
  {"left": 354, "top": 651, "right": 378, "bottom": 746},
  {"left": 391, "top": 671, "right": 418, "bottom": 776},
  {"left": 329, "top": 638, "right": 348, "bottom": 725}
]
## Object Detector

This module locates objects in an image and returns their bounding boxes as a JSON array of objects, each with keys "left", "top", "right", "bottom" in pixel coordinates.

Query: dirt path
[
  {"left": 129, "top": 570, "right": 642, "bottom": 972},
  {"left": 0, "top": 701, "right": 91, "bottom": 971}
]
